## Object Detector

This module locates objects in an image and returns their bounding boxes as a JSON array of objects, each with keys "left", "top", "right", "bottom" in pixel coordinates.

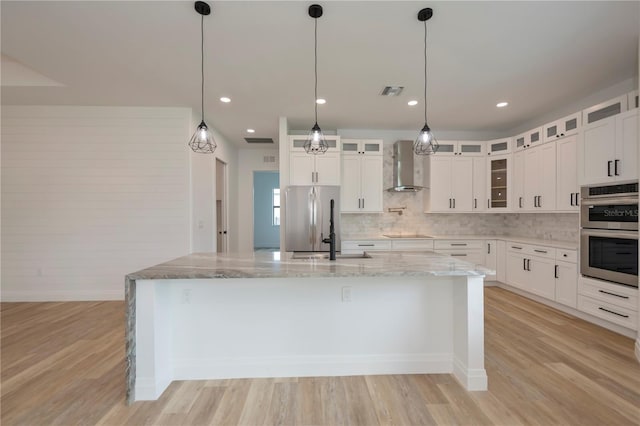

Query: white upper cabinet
[
  {"left": 578, "top": 109, "right": 637, "bottom": 185},
  {"left": 555, "top": 135, "right": 579, "bottom": 212},
  {"left": 514, "top": 127, "right": 544, "bottom": 152},
  {"left": 543, "top": 112, "right": 581, "bottom": 142},
  {"left": 486, "top": 138, "right": 512, "bottom": 155},
  {"left": 424, "top": 156, "right": 474, "bottom": 212},
  {"left": 434, "top": 140, "right": 484, "bottom": 156},
  {"left": 472, "top": 157, "right": 486, "bottom": 211},
  {"left": 487, "top": 154, "right": 511, "bottom": 211},
  {"left": 290, "top": 151, "right": 341, "bottom": 185},
  {"left": 341, "top": 139, "right": 383, "bottom": 156},
  {"left": 582, "top": 95, "right": 627, "bottom": 126},
  {"left": 512, "top": 151, "right": 526, "bottom": 211},
  {"left": 340, "top": 139, "right": 383, "bottom": 213},
  {"left": 289, "top": 135, "right": 340, "bottom": 152},
  {"left": 627, "top": 90, "right": 638, "bottom": 110}
]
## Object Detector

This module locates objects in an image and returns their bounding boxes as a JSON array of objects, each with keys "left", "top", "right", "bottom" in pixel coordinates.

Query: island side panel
[
  {"left": 452, "top": 275, "right": 488, "bottom": 391},
  {"left": 134, "top": 280, "right": 173, "bottom": 401},
  {"left": 125, "top": 277, "right": 136, "bottom": 404}
]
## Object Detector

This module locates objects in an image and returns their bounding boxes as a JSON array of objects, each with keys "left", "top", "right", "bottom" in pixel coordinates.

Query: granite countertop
[
  {"left": 126, "top": 251, "right": 492, "bottom": 281},
  {"left": 342, "top": 234, "right": 578, "bottom": 250}
]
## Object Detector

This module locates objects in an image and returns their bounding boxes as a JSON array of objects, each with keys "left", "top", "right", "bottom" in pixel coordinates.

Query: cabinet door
[
  {"left": 484, "top": 240, "right": 497, "bottom": 281},
  {"left": 361, "top": 156, "right": 383, "bottom": 212},
  {"left": 615, "top": 110, "right": 638, "bottom": 182},
  {"left": 341, "top": 139, "right": 360, "bottom": 155},
  {"left": 524, "top": 148, "right": 540, "bottom": 210},
  {"left": 487, "top": 138, "right": 511, "bottom": 155},
  {"left": 529, "top": 256, "right": 556, "bottom": 300},
  {"left": 556, "top": 135, "right": 578, "bottom": 211},
  {"left": 315, "top": 153, "right": 341, "bottom": 185},
  {"left": 458, "top": 140, "right": 485, "bottom": 156},
  {"left": 429, "top": 157, "right": 453, "bottom": 211},
  {"left": 555, "top": 260, "right": 577, "bottom": 308},
  {"left": 472, "top": 157, "right": 486, "bottom": 211},
  {"left": 362, "top": 140, "right": 383, "bottom": 156},
  {"left": 506, "top": 252, "right": 527, "bottom": 290},
  {"left": 579, "top": 117, "right": 615, "bottom": 185},
  {"left": 290, "top": 153, "right": 315, "bottom": 185},
  {"left": 452, "top": 158, "right": 473, "bottom": 211},
  {"left": 513, "top": 151, "right": 526, "bottom": 211},
  {"left": 341, "top": 156, "right": 362, "bottom": 212},
  {"left": 496, "top": 241, "right": 507, "bottom": 283},
  {"left": 434, "top": 141, "right": 457, "bottom": 156},
  {"left": 538, "top": 143, "right": 556, "bottom": 211}
]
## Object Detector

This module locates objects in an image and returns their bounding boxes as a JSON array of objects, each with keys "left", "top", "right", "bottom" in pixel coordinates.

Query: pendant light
[
  {"left": 304, "top": 4, "right": 329, "bottom": 155},
  {"left": 413, "top": 7, "right": 439, "bottom": 156},
  {"left": 189, "top": 1, "right": 217, "bottom": 154}
]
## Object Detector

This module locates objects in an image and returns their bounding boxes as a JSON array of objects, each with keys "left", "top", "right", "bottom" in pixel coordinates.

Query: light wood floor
[{"left": 2, "top": 287, "right": 639, "bottom": 425}]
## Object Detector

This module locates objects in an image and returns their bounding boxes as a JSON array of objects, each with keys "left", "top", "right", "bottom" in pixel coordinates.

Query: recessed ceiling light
[
  {"left": 246, "top": 129, "right": 255, "bottom": 133},
  {"left": 220, "top": 97, "right": 231, "bottom": 103},
  {"left": 408, "top": 100, "right": 418, "bottom": 106},
  {"left": 316, "top": 98, "right": 326, "bottom": 104},
  {"left": 496, "top": 101, "right": 509, "bottom": 108}
]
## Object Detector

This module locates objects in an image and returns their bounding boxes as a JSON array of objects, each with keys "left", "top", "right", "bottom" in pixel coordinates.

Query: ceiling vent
[
  {"left": 380, "top": 86, "right": 404, "bottom": 96},
  {"left": 244, "top": 137, "right": 274, "bottom": 144}
]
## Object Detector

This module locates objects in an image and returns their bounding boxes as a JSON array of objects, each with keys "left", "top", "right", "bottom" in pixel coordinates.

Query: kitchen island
[{"left": 125, "top": 251, "right": 490, "bottom": 402}]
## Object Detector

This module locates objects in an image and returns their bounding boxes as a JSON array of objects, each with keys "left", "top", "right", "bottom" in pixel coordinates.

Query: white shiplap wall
[{"left": 1, "top": 106, "right": 192, "bottom": 301}]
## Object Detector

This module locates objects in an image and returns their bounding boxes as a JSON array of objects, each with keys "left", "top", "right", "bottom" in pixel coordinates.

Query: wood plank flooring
[{"left": 2, "top": 287, "right": 639, "bottom": 425}]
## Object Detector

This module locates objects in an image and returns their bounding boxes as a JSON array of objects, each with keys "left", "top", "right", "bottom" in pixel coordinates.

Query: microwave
[{"left": 580, "top": 183, "right": 638, "bottom": 231}]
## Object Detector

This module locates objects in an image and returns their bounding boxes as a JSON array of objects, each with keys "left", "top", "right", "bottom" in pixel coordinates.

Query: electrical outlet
[
  {"left": 182, "top": 289, "right": 192, "bottom": 304},
  {"left": 342, "top": 286, "right": 352, "bottom": 303}
]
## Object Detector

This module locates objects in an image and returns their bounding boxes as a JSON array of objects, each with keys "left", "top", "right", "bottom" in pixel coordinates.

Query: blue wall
[{"left": 253, "top": 171, "right": 280, "bottom": 249}]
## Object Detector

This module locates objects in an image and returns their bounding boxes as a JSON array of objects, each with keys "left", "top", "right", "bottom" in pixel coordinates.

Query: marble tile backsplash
[{"left": 341, "top": 144, "right": 579, "bottom": 243}]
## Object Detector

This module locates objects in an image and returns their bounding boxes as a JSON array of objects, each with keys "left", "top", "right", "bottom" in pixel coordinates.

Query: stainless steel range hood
[{"left": 387, "top": 140, "right": 423, "bottom": 192}]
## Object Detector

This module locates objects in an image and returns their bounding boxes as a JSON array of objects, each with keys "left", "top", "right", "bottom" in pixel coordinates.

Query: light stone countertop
[
  {"left": 126, "top": 250, "right": 492, "bottom": 281},
  {"left": 342, "top": 234, "right": 578, "bottom": 250}
]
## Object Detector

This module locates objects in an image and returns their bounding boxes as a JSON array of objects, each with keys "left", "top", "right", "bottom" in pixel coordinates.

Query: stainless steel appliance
[
  {"left": 285, "top": 185, "right": 341, "bottom": 252},
  {"left": 387, "top": 140, "right": 423, "bottom": 192},
  {"left": 580, "top": 182, "right": 638, "bottom": 287}
]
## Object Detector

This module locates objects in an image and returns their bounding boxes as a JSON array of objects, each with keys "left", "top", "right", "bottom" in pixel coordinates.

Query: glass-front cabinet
[{"left": 487, "top": 155, "right": 510, "bottom": 210}]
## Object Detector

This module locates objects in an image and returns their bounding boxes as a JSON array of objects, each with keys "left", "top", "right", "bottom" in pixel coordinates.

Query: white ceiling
[{"left": 2, "top": 1, "right": 639, "bottom": 148}]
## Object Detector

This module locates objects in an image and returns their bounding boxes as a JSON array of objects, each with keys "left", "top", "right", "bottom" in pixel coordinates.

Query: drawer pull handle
[
  {"left": 598, "top": 307, "right": 629, "bottom": 318},
  {"left": 511, "top": 246, "right": 522, "bottom": 250},
  {"left": 534, "top": 249, "right": 547, "bottom": 254},
  {"left": 357, "top": 244, "right": 375, "bottom": 247},
  {"left": 451, "top": 243, "right": 467, "bottom": 246},
  {"left": 451, "top": 254, "right": 467, "bottom": 257},
  {"left": 598, "top": 290, "right": 629, "bottom": 299}
]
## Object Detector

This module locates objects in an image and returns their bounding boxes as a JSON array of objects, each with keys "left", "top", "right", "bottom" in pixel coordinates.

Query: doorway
[
  {"left": 216, "top": 159, "right": 227, "bottom": 253},
  {"left": 253, "top": 171, "right": 280, "bottom": 250}
]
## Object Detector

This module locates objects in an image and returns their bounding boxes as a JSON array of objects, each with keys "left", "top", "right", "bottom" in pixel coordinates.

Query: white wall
[
  {"left": 190, "top": 118, "right": 238, "bottom": 253},
  {"left": 1, "top": 105, "right": 238, "bottom": 301},
  {"left": 236, "top": 148, "right": 279, "bottom": 252}
]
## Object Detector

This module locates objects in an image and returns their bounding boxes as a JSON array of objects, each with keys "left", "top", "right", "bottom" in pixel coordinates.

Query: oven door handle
[
  {"left": 581, "top": 229, "right": 639, "bottom": 239},
  {"left": 583, "top": 198, "right": 638, "bottom": 206}
]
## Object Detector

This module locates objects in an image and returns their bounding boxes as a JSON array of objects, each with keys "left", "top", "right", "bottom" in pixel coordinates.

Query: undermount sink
[
  {"left": 383, "top": 234, "right": 433, "bottom": 239},
  {"left": 292, "top": 252, "right": 373, "bottom": 260}
]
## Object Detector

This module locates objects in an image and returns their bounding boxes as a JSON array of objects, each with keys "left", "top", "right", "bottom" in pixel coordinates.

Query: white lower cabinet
[
  {"left": 577, "top": 276, "right": 638, "bottom": 330},
  {"left": 496, "top": 241, "right": 507, "bottom": 283},
  {"left": 484, "top": 240, "right": 497, "bottom": 281},
  {"left": 434, "top": 239, "right": 486, "bottom": 271},
  {"left": 504, "top": 242, "right": 577, "bottom": 307},
  {"left": 341, "top": 240, "right": 391, "bottom": 254}
]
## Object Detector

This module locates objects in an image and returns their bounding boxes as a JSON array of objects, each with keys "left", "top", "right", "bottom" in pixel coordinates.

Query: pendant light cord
[
  {"left": 423, "top": 19, "right": 427, "bottom": 124},
  {"left": 201, "top": 14, "right": 205, "bottom": 123},
  {"left": 314, "top": 17, "right": 318, "bottom": 123}
]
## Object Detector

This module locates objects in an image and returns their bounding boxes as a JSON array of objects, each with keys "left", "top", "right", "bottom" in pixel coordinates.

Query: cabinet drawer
[
  {"left": 435, "top": 250, "right": 485, "bottom": 266},
  {"left": 341, "top": 240, "right": 391, "bottom": 253},
  {"left": 555, "top": 249, "right": 577, "bottom": 263},
  {"left": 506, "top": 242, "right": 555, "bottom": 259},
  {"left": 391, "top": 240, "right": 434, "bottom": 251},
  {"left": 578, "top": 277, "right": 638, "bottom": 311},
  {"left": 578, "top": 295, "right": 637, "bottom": 330},
  {"left": 434, "top": 240, "right": 483, "bottom": 250}
]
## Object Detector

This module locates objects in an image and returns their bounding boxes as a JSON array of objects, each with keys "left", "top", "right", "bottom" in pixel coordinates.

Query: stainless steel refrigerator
[{"left": 285, "top": 185, "right": 341, "bottom": 252}]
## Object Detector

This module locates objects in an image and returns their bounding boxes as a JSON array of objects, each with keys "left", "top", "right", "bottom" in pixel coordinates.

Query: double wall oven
[{"left": 580, "top": 182, "right": 638, "bottom": 288}]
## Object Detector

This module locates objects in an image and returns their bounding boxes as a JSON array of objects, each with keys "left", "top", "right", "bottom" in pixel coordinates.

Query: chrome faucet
[{"left": 322, "top": 199, "right": 336, "bottom": 260}]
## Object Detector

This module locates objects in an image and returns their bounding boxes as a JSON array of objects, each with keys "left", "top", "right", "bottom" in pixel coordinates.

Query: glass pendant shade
[
  {"left": 413, "top": 123, "right": 439, "bottom": 155},
  {"left": 189, "top": 120, "right": 217, "bottom": 154},
  {"left": 304, "top": 122, "right": 329, "bottom": 154}
]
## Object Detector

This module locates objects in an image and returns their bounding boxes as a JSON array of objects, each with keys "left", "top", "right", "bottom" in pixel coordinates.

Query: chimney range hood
[{"left": 387, "top": 140, "right": 423, "bottom": 192}]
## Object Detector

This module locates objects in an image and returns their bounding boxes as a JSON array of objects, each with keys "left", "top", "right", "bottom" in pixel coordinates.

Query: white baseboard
[
  {"left": 172, "top": 353, "right": 453, "bottom": 381},
  {"left": 452, "top": 356, "right": 488, "bottom": 391},
  {"left": 0, "top": 290, "right": 124, "bottom": 302},
  {"left": 135, "top": 376, "right": 172, "bottom": 401}
]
